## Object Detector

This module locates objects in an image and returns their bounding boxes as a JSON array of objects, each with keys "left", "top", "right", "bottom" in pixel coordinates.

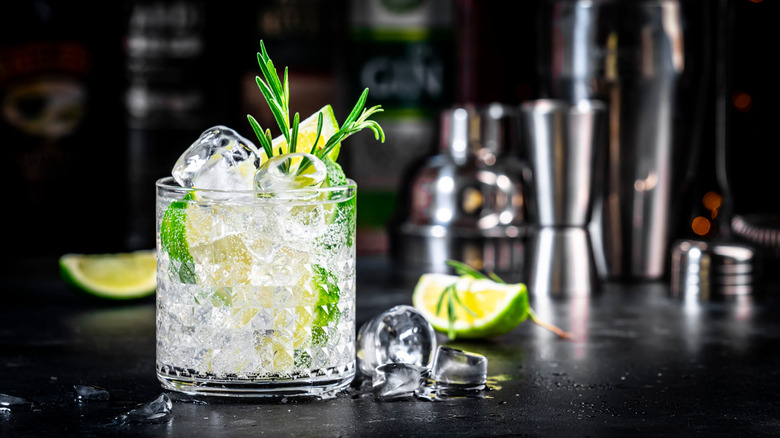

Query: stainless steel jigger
[{"left": 520, "top": 99, "right": 606, "bottom": 298}]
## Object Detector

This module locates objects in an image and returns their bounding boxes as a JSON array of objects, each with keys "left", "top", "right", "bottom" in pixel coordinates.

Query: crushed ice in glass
[
  {"left": 73, "top": 385, "right": 110, "bottom": 401},
  {"left": 356, "top": 305, "right": 437, "bottom": 377},
  {"left": 172, "top": 125, "right": 259, "bottom": 193},
  {"left": 372, "top": 363, "right": 429, "bottom": 400},
  {"left": 253, "top": 152, "right": 326, "bottom": 195},
  {"left": 114, "top": 394, "right": 172, "bottom": 424}
]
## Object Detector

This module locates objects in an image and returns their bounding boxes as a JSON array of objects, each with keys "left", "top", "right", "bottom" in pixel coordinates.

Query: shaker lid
[{"left": 670, "top": 239, "right": 757, "bottom": 300}]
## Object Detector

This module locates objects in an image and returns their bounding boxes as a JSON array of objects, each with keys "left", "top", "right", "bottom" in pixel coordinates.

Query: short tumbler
[{"left": 155, "top": 176, "right": 357, "bottom": 397}]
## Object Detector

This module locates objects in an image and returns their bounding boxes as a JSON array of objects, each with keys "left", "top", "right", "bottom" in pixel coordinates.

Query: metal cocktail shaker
[
  {"left": 390, "top": 104, "right": 529, "bottom": 282},
  {"left": 521, "top": 99, "right": 606, "bottom": 297},
  {"left": 538, "top": 0, "right": 708, "bottom": 280}
]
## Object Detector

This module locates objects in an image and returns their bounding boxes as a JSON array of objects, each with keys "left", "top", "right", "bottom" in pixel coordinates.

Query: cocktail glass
[{"left": 155, "top": 176, "right": 357, "bottom": 397}]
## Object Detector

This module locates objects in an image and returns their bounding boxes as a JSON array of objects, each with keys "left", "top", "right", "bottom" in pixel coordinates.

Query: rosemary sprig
[
  {"left": 246, "top": 40, "right": 385, "bottom": 174},
  {"left": 310, "top": 113, "right": 324, "bottom": 155},
  {"left": 435, "top": 281, "right": 479, "bottom": 340},
  {"left": 317, "top": 88, "right": 385, "bottom": 161}
]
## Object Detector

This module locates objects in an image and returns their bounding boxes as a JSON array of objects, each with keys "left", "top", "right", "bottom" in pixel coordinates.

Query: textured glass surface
[{"left": 155, "top": 177, "right": 356, "bottom": 396}]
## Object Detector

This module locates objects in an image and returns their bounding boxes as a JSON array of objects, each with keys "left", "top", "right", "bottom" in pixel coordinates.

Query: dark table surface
[{"left": 2, "top": 255, "right": 780, "bottom": 437}]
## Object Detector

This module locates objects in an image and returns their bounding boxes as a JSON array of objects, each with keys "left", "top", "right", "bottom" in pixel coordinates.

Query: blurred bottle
[
  {"left": 344, "top": 0, "right": 456, "bottom": 254},
  {"left": 0, "top": 1, "right": 126, "bottom": 261},
  {"left": 452, "top": 0, "right": 539, "bottom": 107},
  {"left": 721, "top": 0, "right": 779, "bottom": 220},
  {"left": 123, "top": 0, "right": 241, "bottom": 250},
  {"left": 719, "top": 0, "right": 780, "bottom": 279},
  {"left": 240, "top": 0, "right": 344, "bottom": 142}
]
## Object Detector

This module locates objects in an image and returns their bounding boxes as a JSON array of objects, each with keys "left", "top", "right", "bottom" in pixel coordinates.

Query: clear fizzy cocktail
[
  {"left": 155, "top": 174, "right": 357, "bottom": 396},
  {"left": 155, "top": 42, "right": 383, "bottom": 397}
]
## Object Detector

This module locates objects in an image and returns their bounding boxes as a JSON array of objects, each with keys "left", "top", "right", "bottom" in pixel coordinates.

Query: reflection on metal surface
[{"left": 528, "top": 228, "right": 599, "bottom": 299}]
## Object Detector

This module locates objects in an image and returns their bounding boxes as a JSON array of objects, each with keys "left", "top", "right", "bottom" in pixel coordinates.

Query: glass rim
[{"left": 155, "top": 176, "right": 357, "bottom": 196}]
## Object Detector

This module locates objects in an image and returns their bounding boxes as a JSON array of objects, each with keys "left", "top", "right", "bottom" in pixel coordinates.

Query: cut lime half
[
  {"left": 412, "top": 273, "right": 529, "bottom": 339},
  {"left": 60, "top": 250, "right": 157, "bottom": 300}
]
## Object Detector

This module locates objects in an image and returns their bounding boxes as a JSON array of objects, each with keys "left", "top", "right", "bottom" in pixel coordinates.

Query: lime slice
[
  {"left": 59, "top": 250, "right": 157, "bottom": 300},
  {"left": 412, "top": 273, "right": 529, "bottom": 339},
  {"left": 160, "top": 195, "right": 196, "bottom": 284},
  {"left": 263, "top": 105, "right": 341, "bottom": 164}
]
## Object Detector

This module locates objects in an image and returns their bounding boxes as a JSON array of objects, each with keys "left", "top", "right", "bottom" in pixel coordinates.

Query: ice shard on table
[
  {"left": 0, "top": 393, "right": 30, "bottom": 411},
  {"left": 114, "top": 394, "right": 173, "bottom": 424},
  {"left": 73, "top": 385, "right": 110, "bottom": 401}
]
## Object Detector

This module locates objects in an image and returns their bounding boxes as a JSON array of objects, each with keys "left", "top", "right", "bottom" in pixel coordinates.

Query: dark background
[{"left": 1, "top": 0, "right": 776, "bottom": 272}]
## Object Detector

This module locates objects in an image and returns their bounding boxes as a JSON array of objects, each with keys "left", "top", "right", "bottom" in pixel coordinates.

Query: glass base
[{"left": 157, "top": 368, "right": 355, "bottom": 398}]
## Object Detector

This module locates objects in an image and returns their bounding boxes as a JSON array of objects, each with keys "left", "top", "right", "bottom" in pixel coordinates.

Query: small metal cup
[{"left": 520, "top": 99, "right": 606, "bottom": 227}]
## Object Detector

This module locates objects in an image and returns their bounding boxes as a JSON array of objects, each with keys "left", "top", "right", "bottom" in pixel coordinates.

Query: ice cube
[
  {"left": 253, "top": 152, "right": 326, "bottom": 196},
  {"left": 356, "top": 305, "right": 437, "bottom": 377},
  {"left": 114, "top": 394, "right": 172, "bottom": 424},
  {"left": 73, "top": 385, "right": 110, "bottom": 401},
  {"left": 172, "top": 125, "right": 260, "bottom": 192},
  {"left": 430, "top": 346, "right": 488, "bottom": 389},
  {"left": 372, "top": 363, "right": 429, "bottom": 400}
]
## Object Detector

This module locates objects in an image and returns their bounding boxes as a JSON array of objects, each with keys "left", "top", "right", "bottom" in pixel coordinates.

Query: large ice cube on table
[
  {"left": 356, "top": 305, "right": 438, "bottom": 377},
  {"left": 430, "top": 346, "right": 488, "bottom": 389},
  {"left": 372, "top": 363, "right": 429, "bottom": 400},
  {"left": 172, "top": 126, "right": 259, "bottom": 193}
]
